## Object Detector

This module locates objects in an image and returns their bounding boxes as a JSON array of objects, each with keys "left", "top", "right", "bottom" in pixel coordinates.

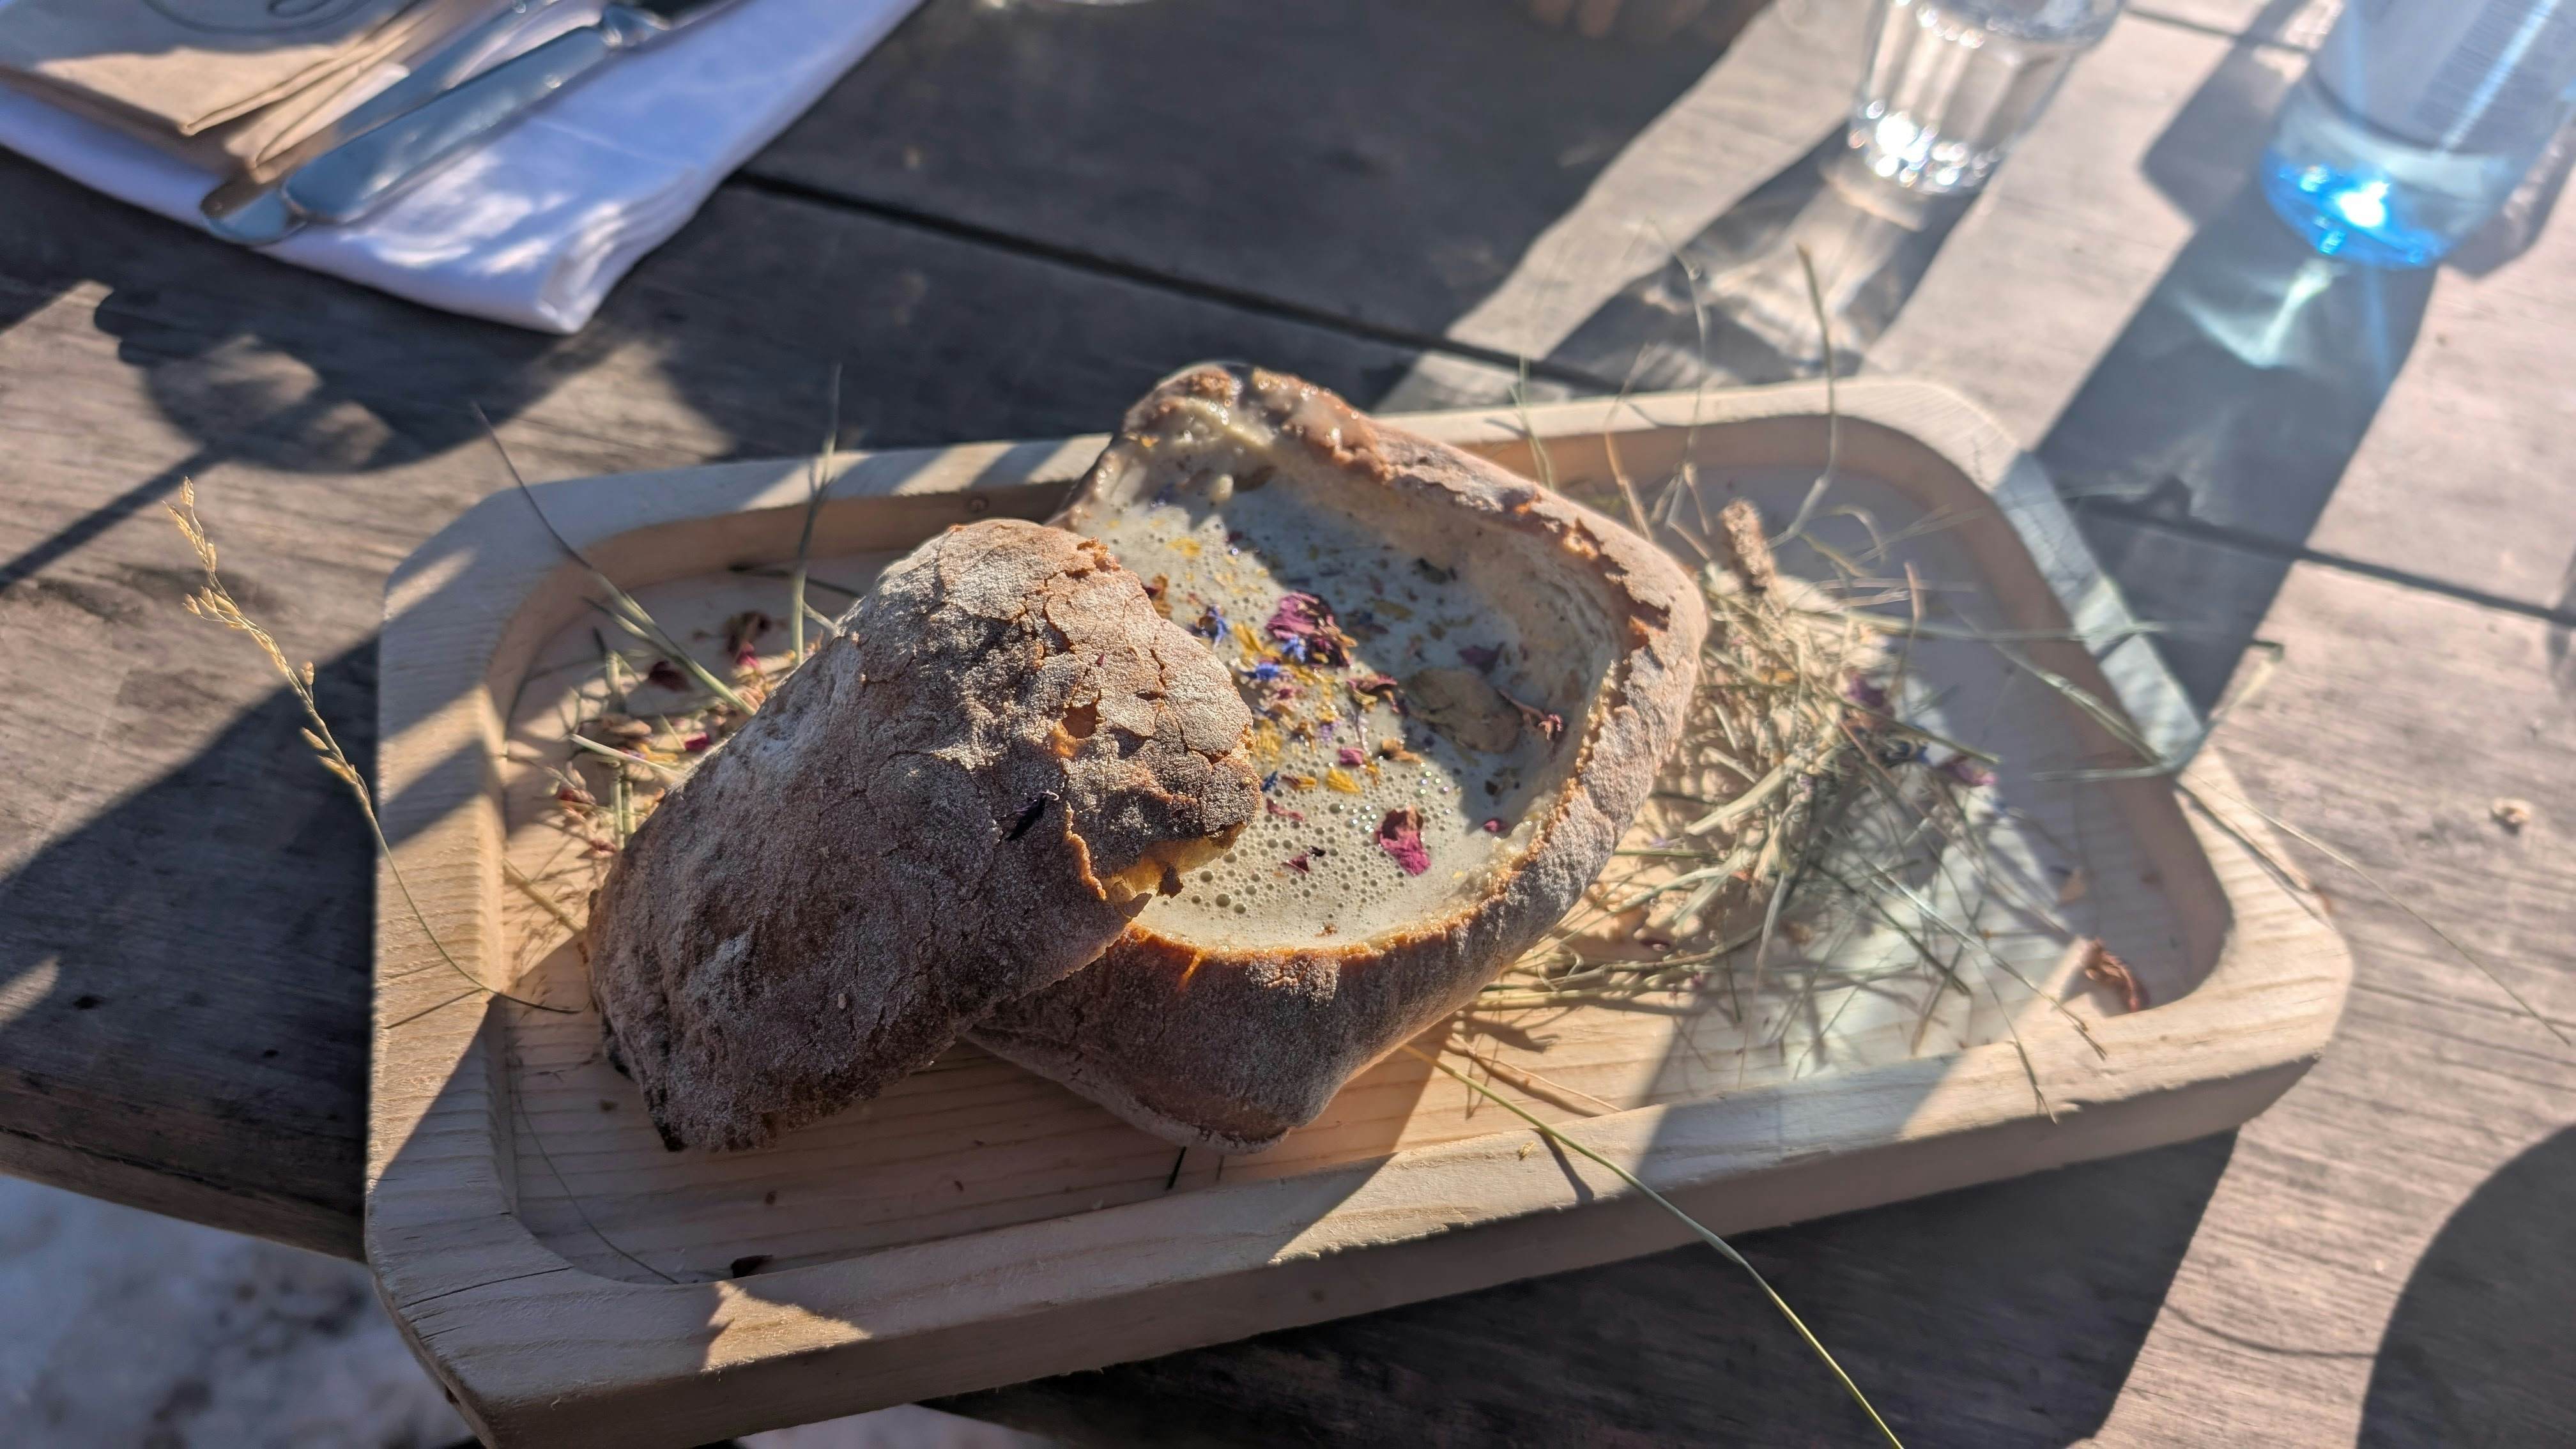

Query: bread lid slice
[
  {"left": 969, "top": 365, "right": 1707, "bottom": 1152},
  {"left": 586, "top": 519, "right": 1260, "bottom": 1151}
]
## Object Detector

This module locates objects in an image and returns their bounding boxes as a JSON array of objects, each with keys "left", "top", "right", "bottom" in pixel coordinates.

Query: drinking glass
[{"left": 1849, "top": 0, "right": 2125, "bottom": 194}]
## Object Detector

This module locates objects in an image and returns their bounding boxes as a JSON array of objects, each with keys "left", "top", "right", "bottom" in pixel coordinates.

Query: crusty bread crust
[
  {"left": 588, "top": 519, "right": 1259, "bottom": 1151},
  {"left": 969, "top": 367, "right": 1708, "bottom": 1153}
]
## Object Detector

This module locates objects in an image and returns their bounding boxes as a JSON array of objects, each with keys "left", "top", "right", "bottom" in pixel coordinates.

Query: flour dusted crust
[
  {"left": 969, "top": 366, "right": 1708, "bottom": 1152},
  {"left": 587, "top": 519, "right": 1260, "bottom": 1151}
]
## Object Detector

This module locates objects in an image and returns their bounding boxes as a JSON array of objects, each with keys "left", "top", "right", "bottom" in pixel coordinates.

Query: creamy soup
[{"left": 1071, "top": 430, "right": 1581, "bottom": 948}]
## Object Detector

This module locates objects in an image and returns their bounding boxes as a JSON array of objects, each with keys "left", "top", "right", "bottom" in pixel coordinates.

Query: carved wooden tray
[{"left": 372, "top": 380, "right": 2349, "bottom": 1446}]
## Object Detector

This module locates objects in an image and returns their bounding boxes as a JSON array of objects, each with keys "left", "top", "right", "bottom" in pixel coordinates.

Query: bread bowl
[{"left": 969, "top": 365, "right": 1707, "bottom": 1151}]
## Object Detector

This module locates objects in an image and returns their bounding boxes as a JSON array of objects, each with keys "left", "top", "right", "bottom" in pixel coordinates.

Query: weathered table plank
[
  {"left": 751, "top": 0, "right": 1774, "bottom": 357},
  {"left": 756, "top": 1, "right": 2576, "bottom": 624},
  {"left": 0, "top": 0, "right": 2570, "bottom": 1443}
]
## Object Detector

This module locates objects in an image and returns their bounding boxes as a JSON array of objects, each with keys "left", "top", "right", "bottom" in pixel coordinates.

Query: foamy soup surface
[{"left": 1073, "top": 440, "right": 1576, "bottom": 949}]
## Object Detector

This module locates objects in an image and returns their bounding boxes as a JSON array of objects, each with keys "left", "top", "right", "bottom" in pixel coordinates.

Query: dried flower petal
[
  {"left": 1266, "top": 591, "right": 1352, "bottom": 666},
  {"left": 1376, "top": 807, "right": 1430, "bottom": 875},
  {"left": 1337, "top": 746, "right": 1367, "bottom": 767},
  {"left": 592, "top": 716, "right": 652, "bottom": 744},
  {"left": 1351, "top": 672, "right": 1402, "bottom": 702}
]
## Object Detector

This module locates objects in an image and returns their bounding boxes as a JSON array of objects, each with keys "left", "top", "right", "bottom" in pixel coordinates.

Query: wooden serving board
[{"left": 372, "top": 379, "right": 2351, "bottom": 1447}]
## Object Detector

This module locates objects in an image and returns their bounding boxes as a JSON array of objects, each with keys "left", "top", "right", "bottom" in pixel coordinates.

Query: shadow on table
[
  {"left": 0, "top": 640, "right": 381, "bottom": 1252},
  {"left": 751, "top": 0, "right": 1774, "bottom": 346},
  {"left": 2032, "top": 8, "right": 2436, "bottom": 713},
  {"left": 1549, "top": 132, "right": 1974, "bottom": 390},
  {"left": 940, "top": 1133, "right": 2239, "bottom": 1446},
  {"left": 2043, "top": 0, "right": 2576, "bottom": 712},
  {"left": 2359, "top": 1126, "right": 2576, "bottom": 1446},
  {"left": 2037, "top": 178, "right": 2432, "bottom": 710},
  {"left": 0, "top": 168, "right": 578, "bottom": 597}
]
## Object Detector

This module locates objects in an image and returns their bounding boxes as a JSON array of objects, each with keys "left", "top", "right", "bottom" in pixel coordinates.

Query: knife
[
  {"left": 202, "top": 0, "right": 579, "bottom": 245},
  {"left": 202, "top": 0, "right": 743, "bottom": 247}
]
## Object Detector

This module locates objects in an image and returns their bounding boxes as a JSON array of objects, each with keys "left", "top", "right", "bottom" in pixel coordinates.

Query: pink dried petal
[
  {"left": 1376, "top": 807, "right": 1430, "bottom": 875},
  {"left": 1337, "top": 746, "right": 1367, "bottom": 767},
  {"left": 1266, "top": 591, "right": 1351, "bottom": 666}
]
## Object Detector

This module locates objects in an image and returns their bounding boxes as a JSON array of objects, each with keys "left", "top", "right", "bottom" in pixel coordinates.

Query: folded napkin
[
  {"left": 0, "top": 0, "right": 925, "bottom": 333},
  {"left": 0, "top": 0, "right": 429, "bottom": 135}
]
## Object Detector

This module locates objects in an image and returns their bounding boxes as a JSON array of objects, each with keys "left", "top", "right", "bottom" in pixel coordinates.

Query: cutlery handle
[
  {"left": 282, "top": 24, "right": 621, "bottom": 227},
  {"left": 335, "top": 0, "right": 572, "bottom": 145}
]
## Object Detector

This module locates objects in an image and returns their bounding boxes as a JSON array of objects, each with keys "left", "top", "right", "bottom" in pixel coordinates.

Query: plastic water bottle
[{"left": 2263, "top": 2, "right": 2576, "bottom": 268}]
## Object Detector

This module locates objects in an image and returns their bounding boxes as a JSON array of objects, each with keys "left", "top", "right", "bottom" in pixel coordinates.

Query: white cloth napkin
[{"left": 0, "top": 0, "right": 924, "bottom": 333}]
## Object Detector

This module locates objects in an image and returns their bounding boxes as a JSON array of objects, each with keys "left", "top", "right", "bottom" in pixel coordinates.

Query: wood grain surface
[{"left": 1, "top": 0, "right": 2570, "bottom": 1442}]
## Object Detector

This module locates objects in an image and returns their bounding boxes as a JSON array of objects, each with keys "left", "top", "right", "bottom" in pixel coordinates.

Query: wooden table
[{"left": 1, "top": 1, "right": 2567, "bottom": 1443}]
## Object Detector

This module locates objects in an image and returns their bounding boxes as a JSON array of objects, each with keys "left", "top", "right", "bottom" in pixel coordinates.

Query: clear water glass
[{"left": 1850, "top": 0, "right": 2124, "bottom": 194}]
